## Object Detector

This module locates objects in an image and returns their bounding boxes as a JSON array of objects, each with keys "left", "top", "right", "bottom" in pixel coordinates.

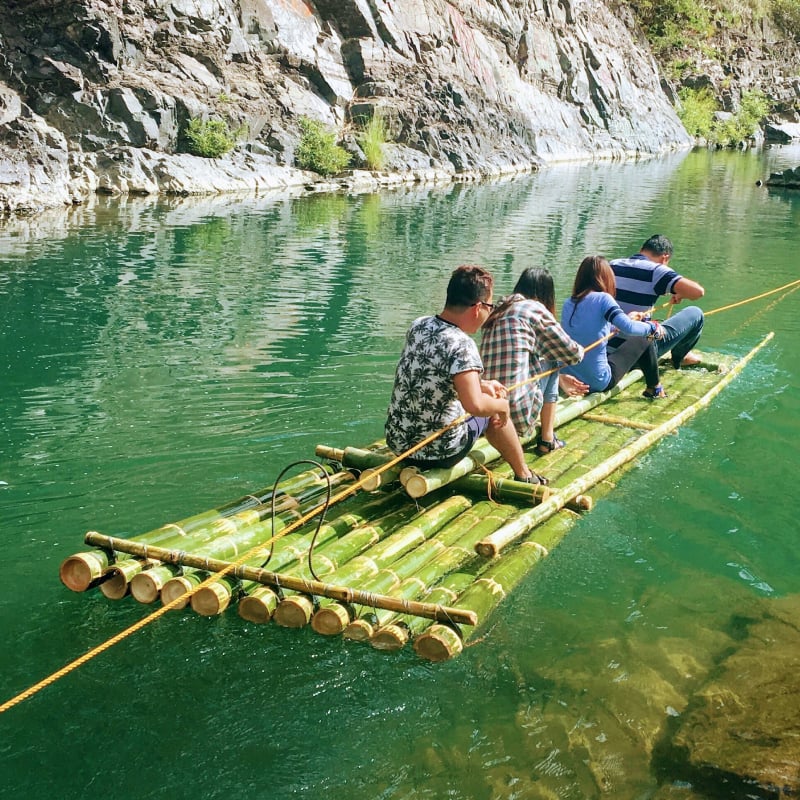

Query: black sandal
[
  {"left": 514, "top": 472, "right": 549, "bottom": 486},
  {"left": 535, "top": 436, "right": 566, "bottom": 455}
]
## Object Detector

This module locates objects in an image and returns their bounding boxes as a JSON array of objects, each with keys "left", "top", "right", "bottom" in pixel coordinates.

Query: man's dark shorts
[{"left": 405, "top": 416, "right": 490, "bottom": 470}]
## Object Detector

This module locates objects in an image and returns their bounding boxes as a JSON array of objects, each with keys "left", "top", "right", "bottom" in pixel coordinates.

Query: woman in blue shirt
[{"left": 561, "top": 255, "right": 666, "bottom": 398}]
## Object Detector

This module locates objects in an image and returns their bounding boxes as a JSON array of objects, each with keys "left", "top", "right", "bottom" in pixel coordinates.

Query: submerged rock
[
  {"left": 656, "top": 595, "right": 800, "bottom": 798},
  {"left": 766, "top": 166, "right": 800, "bottom": 190}
]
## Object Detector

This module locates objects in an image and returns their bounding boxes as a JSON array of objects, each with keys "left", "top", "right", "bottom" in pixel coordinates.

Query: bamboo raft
[{"left": 60, "top": 334, "right": 772, "bottom": 661}]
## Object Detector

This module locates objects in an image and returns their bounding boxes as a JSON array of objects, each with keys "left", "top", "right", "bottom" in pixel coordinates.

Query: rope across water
[{"left": 1, "top": 279, "right": 797, "bottom": 714}]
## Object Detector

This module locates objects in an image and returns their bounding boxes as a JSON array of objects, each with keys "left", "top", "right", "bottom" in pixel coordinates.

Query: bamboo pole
[
  {"left": 123, "top": 498, "right": 308, "bottom": 605},
  {"left": 256, "top": 502, "right": 429, "bottom": 626},
  {"left": 274, "top": 495, "right": 472, "bottom": 627},
  {"left": 193, "top": 497, "right": 416, "bottom": 618},
  {"left": 313, "top": 500, "right": 506, "bottom": 637},
  {"left": 171, "top": 492, "right": 413, "bottom": 618},
  {"left": 82, "top": 531, "right": 478, "bottom": 625},
  {"left": 475, "top": 333, "right": 774, "bottom": 558},
  {"left": 59, "top": 465, "right": 351, "bottom": 592},
  {"left": 366, "top": 504, "right": 519, "bottom": 649},
  {"left": 414, "top": 510, "right": 580, "bottom": 662},
  {"left": 452, "top": 474, "right": 592, "bottom": 512}
]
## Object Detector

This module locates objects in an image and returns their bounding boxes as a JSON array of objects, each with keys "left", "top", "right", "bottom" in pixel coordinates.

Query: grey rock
[{"left": 0, "top": 0, "right": 757, "bottom": 215}]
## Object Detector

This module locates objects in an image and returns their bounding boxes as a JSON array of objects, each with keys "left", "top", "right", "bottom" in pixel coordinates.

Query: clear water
[{"left": 1, "top": 146, "right": 799, "bottom": 798}]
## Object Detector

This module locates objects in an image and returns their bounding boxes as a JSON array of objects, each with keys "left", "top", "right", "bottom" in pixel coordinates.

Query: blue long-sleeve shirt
[{"left": 560, "top": 292, "right": 653, "bottom": 391}]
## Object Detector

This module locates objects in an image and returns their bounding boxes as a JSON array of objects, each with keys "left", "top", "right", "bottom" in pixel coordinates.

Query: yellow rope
[{"left": 2, "top": 282, "right": 796, "bottom": 714}]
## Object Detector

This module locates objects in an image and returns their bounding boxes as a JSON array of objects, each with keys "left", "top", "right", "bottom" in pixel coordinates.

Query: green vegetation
[
  {"left": 357, "top": 112, "right": 388, "bottom": 171},
  {"left": 184, "top": 118, "right": 245, "bottom": 158},
  {"left": 295, "top": 117, "right": 351, "bottom": 176},
  {"left": 772, "top": 0, "right": 800, "bottom": 37},
  {"left": 627, "top": 0, "right": 715, "bottom": 54},
  {"left": 678, "top": 88, "right": 770, "bottom": 145},
  {"left": 678, "top": 87, "right": 718, "bottom": 139}
]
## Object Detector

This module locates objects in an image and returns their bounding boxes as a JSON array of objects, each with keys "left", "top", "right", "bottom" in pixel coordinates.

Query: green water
[{"left": 1, "top": 147, "right": 799, "bottom": 798}]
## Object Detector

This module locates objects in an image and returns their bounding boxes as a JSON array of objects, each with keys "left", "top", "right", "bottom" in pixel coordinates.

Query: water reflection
[{"left": 1, "top": 149, "right": 800, "bottom": 800}]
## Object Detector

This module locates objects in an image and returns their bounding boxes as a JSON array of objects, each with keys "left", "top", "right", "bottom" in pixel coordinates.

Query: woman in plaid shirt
[{"left": 481, "top": 269, "right": 584, "bottom": 454}]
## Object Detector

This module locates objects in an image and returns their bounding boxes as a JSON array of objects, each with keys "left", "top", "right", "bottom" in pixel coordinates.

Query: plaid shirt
[{"left": 480, "top": 296, "right": 583, "bottom": 435}]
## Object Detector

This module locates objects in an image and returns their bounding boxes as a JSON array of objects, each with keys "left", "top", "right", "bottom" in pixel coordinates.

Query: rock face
[{"left": 0, "top": 0, "right": 693, "bottom": 214}]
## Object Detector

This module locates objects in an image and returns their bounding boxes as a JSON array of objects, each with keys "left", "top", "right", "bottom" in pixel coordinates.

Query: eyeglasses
[{"left": 473, "top": 301, "right": 495, "bottom": 311}]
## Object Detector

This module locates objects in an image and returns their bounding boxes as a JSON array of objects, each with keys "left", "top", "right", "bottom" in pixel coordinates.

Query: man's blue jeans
[{"left": 656, "top": 305, "right": 704, "bottom": 365}]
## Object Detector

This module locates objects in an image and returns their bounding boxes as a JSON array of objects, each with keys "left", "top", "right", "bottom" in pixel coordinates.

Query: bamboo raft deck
[{"left": 60, "top": 335, "right": 771, "bottom": 661}]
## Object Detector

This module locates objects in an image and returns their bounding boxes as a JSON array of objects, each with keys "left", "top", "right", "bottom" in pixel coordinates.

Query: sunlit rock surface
[{"left": 0, "top": 0, "right": 692, "bottom": 214}]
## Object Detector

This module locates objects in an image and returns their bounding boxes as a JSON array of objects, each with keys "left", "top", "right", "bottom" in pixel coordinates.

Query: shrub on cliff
[
  {"left": 772, "top": 0, "right": 800, "bottom": 38},
  {"left": 678, "top": 87, "right": 770, "bottom": 145},
  {"left": 184, "top": 118, "right": 242, "bottom": 158},
  {"left": 357, "top": 113, "right": 388, "bottom": 171},
  {"left": 296, "top": 117, "right": 351, "bottom": 176}
]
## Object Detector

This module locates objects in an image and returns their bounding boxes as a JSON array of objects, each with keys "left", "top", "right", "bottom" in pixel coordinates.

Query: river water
[{"left": 1, "top": 146, "right": 799, "bottom": 799}]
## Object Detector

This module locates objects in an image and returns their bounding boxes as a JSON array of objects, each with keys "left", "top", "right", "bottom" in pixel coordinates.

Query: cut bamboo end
[
  {"left": 314, "top": 445, "right": 344, "bottom": 461},
  {"left": 474, "top": 540, "right": 498, "bottom": 559},
  {"left": 238, "top": 588, "right": 279, "bottom": 624},
  {"left": 59, "top": 551, "right": 107, "bottom": 592},
  {"left": 161, "top": 575, "right": 199, "bottom": 610},
  {"left": 413, "top": 624, "right": 464, "bottom": 662},
  {"left": 404, "top": 474, "right": 429, "bottom": 499},
  {"left": 129, "top": 572, "right": 162, "bottom": 604},
  {"left": 191, "top": 583, "right": 230, "bottom": 616},
  {"left": 343, "top": 618, "right": 374, "bottom": 642},
  {"left": 273, "top": 595, "right": 315, "bottom": 628},
  {"left": 99, "top": 569, "right": 131, "bottom": 600},
  {"left": 360, "top": 466, "right": 402, "bottom": 492},
  {"left": 573, "top": 494, "right": 593, "bottom": 511},
  {"left": 399, "top": 466, "right": 421, "bottom": 486},
  {"left": 311, "top": 604, "right": 351, "bottom": 636},
  {"left": 370, "top": 624, "right": 409, "bottom": 651}
]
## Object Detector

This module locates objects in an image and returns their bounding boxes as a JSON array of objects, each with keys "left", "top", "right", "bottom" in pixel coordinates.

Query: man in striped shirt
[{"left": 611, "top": 234, "right": 705, "bottom": 368}]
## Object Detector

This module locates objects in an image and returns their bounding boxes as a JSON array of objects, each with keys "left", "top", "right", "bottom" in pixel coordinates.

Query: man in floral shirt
[{"left": 385, "top": 265, "right": 543, "bottom": 484}]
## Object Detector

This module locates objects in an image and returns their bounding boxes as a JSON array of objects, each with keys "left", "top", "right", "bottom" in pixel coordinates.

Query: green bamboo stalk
[
  {"left": 269, "top": 501, "right": 437, "bottom": 627},
  {"left": 475, "top": 334, "right": 773, "bottom": 559},
  {"left": 274, "top": 495, "right": 472, "bottom": 628},
  {"left": 414, "top": 510, "right": 580, "bottom": 661},
  {"left": 314, "top": 445, "right": 393, "bottom": 470},
  {"left": 452, "top": 474, "right": 592, "bottom": 511},
  {"left": 366, "top": 504, "right": 519, "bottom": 648},
  {"left": 312, "top": 501, "right": 501, "bottom": 636},
  {"left": 195, "top": 499, "right": 416, "bottom": 618},
  {"left": 124, "top": 498, "right": 310, "bottom": 605},
  {"left": 173, "top": 492, "right": 412, "bottom": 617},
  {"left": 59, "top": 465, "right": 351, "bottom": 592},
  {"left": 83, "top": 530, "right": 479, "bottom": 626}
]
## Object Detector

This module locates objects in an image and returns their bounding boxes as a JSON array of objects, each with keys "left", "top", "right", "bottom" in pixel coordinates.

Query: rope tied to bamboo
[{"left": 2, "top": 282, "right": 796, "bottom": 713}]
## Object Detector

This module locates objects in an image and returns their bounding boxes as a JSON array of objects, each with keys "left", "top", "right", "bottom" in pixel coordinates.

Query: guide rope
[{"left": 1, "top": 278, "right": 797, "bottom": 715}]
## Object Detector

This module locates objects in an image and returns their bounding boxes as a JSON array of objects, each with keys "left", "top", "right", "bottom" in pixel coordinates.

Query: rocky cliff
[{"left": 0, "top": 0, "right": 698, "bottom": 214}]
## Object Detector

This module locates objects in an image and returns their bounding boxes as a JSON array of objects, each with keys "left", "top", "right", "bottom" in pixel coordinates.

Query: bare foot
[{"left": 679, "top": 352, "right": 702, "bottom": 367}]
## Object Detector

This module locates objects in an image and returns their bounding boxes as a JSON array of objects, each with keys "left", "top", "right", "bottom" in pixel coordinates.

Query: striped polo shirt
[{"left": 610, "top": 253, "right": 682, "bottom": 313}]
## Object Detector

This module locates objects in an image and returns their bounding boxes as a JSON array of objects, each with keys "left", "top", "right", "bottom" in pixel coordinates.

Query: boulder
[{"left": 655, "top": 596, "right": 800, "bottom": 798}]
